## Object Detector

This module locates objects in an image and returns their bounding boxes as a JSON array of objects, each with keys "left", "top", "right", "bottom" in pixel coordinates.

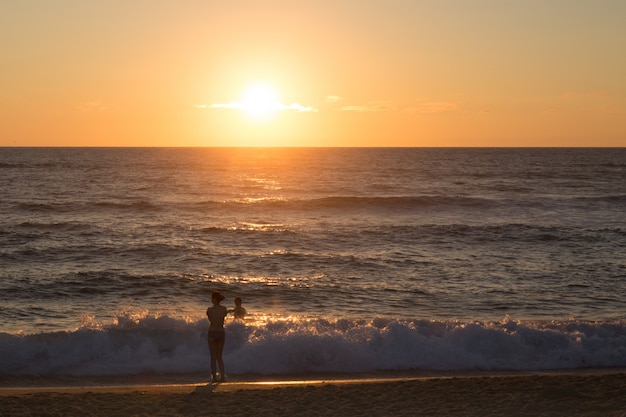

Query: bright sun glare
[{"left": 241, "top": 83, "right": 281, "bottom": 122}]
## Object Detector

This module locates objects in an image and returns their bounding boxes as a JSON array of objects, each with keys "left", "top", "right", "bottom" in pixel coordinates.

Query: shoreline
[
  {"left": 1, "top": 370, "right": 625, "bottom": 416},
  {"left": 2, "top": 367, "right": 624, "bottom": 392}
]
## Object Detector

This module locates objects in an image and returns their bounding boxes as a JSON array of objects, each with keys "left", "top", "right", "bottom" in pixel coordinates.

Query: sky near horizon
[{"left": 2, "top": 1, "right": 625, "bottom": 147}]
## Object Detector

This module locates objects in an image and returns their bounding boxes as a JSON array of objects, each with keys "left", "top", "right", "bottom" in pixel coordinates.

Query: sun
[{"left": 240, "top": 83, "right": 282, "bottom": 122}]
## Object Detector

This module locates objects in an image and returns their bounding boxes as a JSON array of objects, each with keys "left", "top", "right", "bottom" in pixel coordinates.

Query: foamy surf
[{"left": 2, "top": 314, "right": 625, "bottom": 377}]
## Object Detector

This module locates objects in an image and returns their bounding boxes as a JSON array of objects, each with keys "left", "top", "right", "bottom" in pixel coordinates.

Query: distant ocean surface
[{"left": 1, "top": 147, "right": 625, "bottom": 377}]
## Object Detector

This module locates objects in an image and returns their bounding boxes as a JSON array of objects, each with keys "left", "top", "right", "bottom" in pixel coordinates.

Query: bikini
[{"left": 208, "top": 330, "right": 225, "bottom": 342}]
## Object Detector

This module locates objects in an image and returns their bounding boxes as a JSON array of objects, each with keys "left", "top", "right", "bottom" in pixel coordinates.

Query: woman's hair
[{"left": 211, "top": 291, "right": 225, "bottom": 303}]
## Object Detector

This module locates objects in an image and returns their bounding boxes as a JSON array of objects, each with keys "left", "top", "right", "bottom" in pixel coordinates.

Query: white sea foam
[{"left": 1, "top": 314, "right": 625, "bottom": 377}]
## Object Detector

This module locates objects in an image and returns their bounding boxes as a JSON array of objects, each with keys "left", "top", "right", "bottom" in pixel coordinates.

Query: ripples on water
[
  {"left": 1, "top": 147, "right": 625, "bottom": 377},
  {"left": 1, "top": 148, "right": 625, "bottom": 334}
]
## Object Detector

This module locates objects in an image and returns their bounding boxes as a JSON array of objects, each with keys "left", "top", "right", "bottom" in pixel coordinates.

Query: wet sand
[{"left": 1, "top": 372, "right": 625, "bottom": 416}]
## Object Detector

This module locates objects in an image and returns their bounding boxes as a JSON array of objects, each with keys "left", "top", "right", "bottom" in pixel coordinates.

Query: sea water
[{"left": 1, "top": 147, "right": 625, "bottom": 377}]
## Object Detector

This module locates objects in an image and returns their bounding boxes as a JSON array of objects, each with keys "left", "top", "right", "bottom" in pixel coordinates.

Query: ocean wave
[
  {"left": 301, "top": 196, "right": 494, "bottom": 210},
  {"left": 184, "top": 196, "right": 497, "bottom": 212},
  {"left": 0, "top": 162, "right": 22, "bottom": 169},
  {"left": 16, "top": 194, "right": 624, "bottom": 218},
  {"left": 1, "top": 315, "right": 624, "bottom": 377},
  {"left": 189, "top": 223, "right": 624, "bottom": 247},
  {"left": 357, "top": 223, "right": 624, "bottom": 244},
  {"left": 14, "top": 200, "right": 160, "bottom": 214},
  {"left": 573, "top": 194, "right": 626, "bottom": 204},
  {"left": 93, "top": 200, "right": 160, "bottom": 211},
  {"left": 15, "top": 202, "right": 75, "bottom": 213},
  {"left": 9, "top": 196, "right": 494, "bottom": 218},
  {"left": 17, "top": 221, "right": 92, "bottom": 232}
]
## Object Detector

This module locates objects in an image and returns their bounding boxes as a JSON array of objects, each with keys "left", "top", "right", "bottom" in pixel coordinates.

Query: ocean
[{"left": 1, "top": 147, "right": 625, "bottom": 378}]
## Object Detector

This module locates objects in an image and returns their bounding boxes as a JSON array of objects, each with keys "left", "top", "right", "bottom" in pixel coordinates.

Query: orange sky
[{"left": 2, "top": 1, "right": 625, "bottom": 147}]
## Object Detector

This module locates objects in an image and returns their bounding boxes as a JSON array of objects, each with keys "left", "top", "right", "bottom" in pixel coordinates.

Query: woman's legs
[
  {"left": 208, "top": 338, "right": 218, "bottom": 381},
  {"left": 216, "top": 338, "right": 225, "bottom": 382},
  {"left": 208, "top": 335, "right": 226, "bottom": 382}
]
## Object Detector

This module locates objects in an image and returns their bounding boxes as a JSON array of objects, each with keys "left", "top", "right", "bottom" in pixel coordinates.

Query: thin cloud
[
  {"left": 283, "top": 103, "right": 317, "bottom": 112},
  {"left": 340, "top": 101, "right": 394, "bottom": 112},
  {"left": 325, "top": 95, "right": 342, "bottom": 103},
  {"left": 206, "top": 101, "right": 243, "bottom": 110},
  {"left": 334, "top": 99, "right": 461, "bottom": 114},
  {"left": 199, "top": 100, "right": 317, "bottom": 112}
]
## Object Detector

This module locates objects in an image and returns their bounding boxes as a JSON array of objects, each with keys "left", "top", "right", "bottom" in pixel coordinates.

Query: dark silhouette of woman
[{"left": 206, "top": 291, "right": 228, "bottom": 382}]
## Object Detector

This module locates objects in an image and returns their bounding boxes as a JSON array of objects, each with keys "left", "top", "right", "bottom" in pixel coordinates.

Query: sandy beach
[{"left": 1, "top": 372, "right": 625, "bottom": 417}]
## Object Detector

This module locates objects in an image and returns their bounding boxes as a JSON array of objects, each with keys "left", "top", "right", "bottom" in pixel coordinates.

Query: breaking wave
[{"left": 1, "top": 314, "right": 625, "bottom": 377}]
